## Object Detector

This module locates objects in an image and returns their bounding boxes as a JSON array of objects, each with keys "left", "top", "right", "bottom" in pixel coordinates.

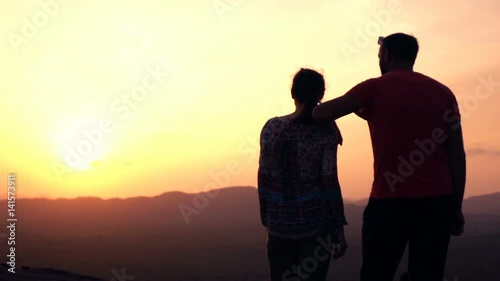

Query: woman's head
[{"left": 290, "top": 68, "right": 325, "bottom": 124}]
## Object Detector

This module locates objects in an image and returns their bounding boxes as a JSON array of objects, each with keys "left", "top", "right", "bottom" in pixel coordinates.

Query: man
[{"left": 313, "top": 33, "right": 466, "bottom": 281}]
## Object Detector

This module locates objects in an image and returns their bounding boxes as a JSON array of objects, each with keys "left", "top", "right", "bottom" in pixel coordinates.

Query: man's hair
[{"left": 382, "top": 33, "right": 419, "bottom": 63}]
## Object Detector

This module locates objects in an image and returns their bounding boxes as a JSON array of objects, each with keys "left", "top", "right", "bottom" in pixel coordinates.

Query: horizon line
[
  {"left": 0, "top": 185, "right": 257, "bottom": 201},
  {"left": 0, "top": 186, "right": 498, "bottom": 201}
]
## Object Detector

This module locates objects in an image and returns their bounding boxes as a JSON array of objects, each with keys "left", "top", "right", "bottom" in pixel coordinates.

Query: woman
[{"left": 258, "top": 68, "right": 348, "bottom": 281}]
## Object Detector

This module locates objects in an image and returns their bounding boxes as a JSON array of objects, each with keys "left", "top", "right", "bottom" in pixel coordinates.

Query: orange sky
[{"left": 0, "top": 0, "right": 499, "bottom": 199}]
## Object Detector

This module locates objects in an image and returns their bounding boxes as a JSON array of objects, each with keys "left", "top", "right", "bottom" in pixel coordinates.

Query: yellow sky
[{"left": 1, "top": 0, "right": 499, "bottom": 199}]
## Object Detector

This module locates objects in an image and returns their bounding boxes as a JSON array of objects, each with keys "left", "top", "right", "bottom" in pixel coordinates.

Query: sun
[
  {"left": 50, "top": 115, "right": 109, "bottom": 171},
  {"left": 67, "top": 156, "right": 103, "bottom": 171}
]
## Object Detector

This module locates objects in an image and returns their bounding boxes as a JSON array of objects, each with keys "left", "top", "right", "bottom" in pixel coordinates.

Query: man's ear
[{"left": 382, "top": 48, "right": 390, "bottom": 64}]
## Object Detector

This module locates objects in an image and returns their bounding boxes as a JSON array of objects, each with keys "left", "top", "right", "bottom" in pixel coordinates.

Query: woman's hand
[{"left": 332, "top": 226, "right": 348, "bottom": 260}]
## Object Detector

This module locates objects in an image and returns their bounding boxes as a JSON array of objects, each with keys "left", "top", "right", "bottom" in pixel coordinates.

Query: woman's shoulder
[
  {"left": 316, "top": 121, "right": 343, "bottom": 145},
  {"left": 263, "top": 116, "right": 297, "bottom": 129},
  {"left": 260, "top": 118, "right": 342, "bottom": 144},
  {"left": 262, "top": 117, "right": 281, "bottom": 129},
  {"left": 260, "top": 117, "right": 284, "bottom": 136}
]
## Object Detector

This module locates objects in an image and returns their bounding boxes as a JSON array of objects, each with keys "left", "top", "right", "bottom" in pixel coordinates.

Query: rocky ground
[{"left": 0, "top": 262, "right": 105, "bottom": 281}]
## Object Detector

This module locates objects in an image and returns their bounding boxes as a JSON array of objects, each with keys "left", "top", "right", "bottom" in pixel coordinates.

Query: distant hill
[
  {"left": 462, "top": 192, "right": 500, "bottom": 215},
  {"left": 349, "top": 192, "right": 500, "bottom": 216},
  {"left": 0, "top": 186, "right": 498, "bottom": 281}
]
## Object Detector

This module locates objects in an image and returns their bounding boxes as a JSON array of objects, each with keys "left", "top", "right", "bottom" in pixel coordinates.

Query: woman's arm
[
  {"left": 321, "top": 132, "right": 348, "bottom": 227},
  {"left": 257, "top": 121, "right": 272, "bottom": 227},
  {"left": 322, "top": 131, "right": 348, "bottom": 259}
]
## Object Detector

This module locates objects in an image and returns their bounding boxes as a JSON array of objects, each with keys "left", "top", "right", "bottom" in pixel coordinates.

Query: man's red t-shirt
[{"left": 345, "top": 69, "right": 461, "bottom": 199}]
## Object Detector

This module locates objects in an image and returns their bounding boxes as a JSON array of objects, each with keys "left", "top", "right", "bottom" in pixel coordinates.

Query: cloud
[{"left": 466, "top": 147, "right": 500, "bottom": 157}]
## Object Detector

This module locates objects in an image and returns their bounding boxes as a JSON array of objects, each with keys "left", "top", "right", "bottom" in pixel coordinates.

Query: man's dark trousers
[{"left": 361, "top": 194, "right": 453, "bottom": 281}]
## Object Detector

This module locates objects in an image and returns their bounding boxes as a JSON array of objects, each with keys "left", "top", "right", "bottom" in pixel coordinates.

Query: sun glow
[
  {"left": 1, "top": 1, "right": 499, "bottom": 199},
  {"left": 51, "top": 115, "right": 110, "bottom": 171}
]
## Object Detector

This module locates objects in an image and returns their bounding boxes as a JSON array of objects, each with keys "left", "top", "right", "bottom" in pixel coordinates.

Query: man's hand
[
  {"left": 332, "top": 226, "right": 348, "bottom": 260},
  {"left": 451, "top": 211, "right": 465, "bottom": 236}
]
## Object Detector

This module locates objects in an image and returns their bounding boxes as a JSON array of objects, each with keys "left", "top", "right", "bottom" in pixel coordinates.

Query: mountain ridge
[
  {"left": 0, "top": 186, "right": 497, "bottom": 204},
  {"left": 0, "top": 186, "right": 498, "bottom": 280}
]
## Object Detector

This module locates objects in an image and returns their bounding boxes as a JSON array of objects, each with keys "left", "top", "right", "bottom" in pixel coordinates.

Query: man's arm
[
  {"left": 446, "top": 121, "right": 466, "bottom": 212},
  {"left": 313, "top": 79, "right": 376, "bottom": 124},
  {"left": 313, "top": 95, "right": 363, "bottom": 124},
  {"left": 446, "top": 120, "right": 466, "bottom": 236},
  {"left": 313, "top": 78, "right": 376, "bottom": 124}
]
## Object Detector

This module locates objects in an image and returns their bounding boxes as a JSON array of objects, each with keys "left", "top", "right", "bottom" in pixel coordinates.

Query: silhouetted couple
[{"left": 258, "top": 33, "right": 466, "bottom": 281}]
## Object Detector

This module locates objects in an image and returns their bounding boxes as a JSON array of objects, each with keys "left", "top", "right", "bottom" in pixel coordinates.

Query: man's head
[{"left": 378, "top": 33, "right": 419, "bottom": 74}]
